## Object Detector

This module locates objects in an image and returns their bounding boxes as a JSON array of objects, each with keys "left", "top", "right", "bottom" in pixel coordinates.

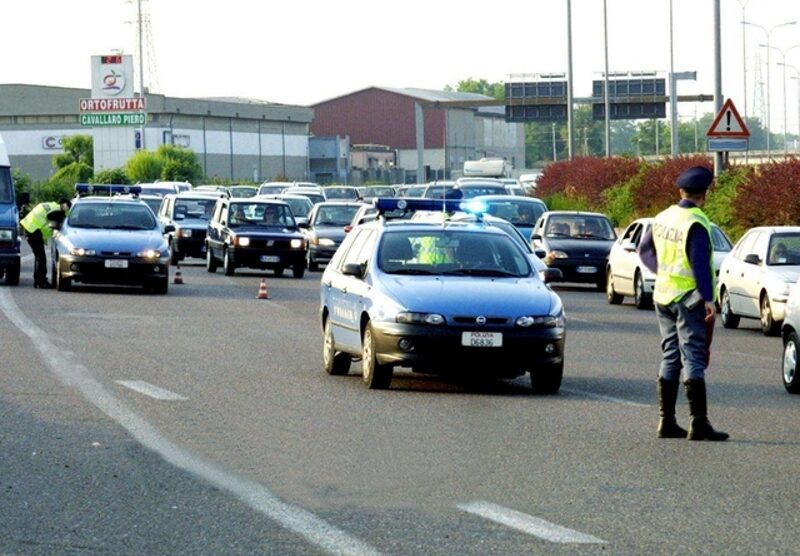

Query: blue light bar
[
  {"left": 372, "top": 197, "right": 488, "bottom": 218},
  {"left": 75, "top": 183, "right": 143, "bottom": 196}
]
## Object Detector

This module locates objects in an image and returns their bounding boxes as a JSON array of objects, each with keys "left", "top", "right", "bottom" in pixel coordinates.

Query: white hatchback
[{"left": 719, "top": 226, "right": 800, "bottom": 336}]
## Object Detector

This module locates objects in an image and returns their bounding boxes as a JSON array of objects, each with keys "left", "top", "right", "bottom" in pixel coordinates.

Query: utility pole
[
  {"left": 566, "top": 0, "right": 575, "bottom": 159},
  {"left": 713, "top": 0, "right": 724, "bottom": 175}
]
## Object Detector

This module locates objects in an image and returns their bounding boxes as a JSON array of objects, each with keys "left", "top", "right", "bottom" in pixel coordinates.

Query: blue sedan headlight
[
  {"left": 515, "top": 312, "right": 565, "bottom": 328},
  {"left": 69, "top": 247, "right": 96, "bottom": 256},
  {"left": 396, "top": 312, "right": 446, "bottom": 325},
  {"left": 137, "top": 249, "right": 162, "bottom": 259}
]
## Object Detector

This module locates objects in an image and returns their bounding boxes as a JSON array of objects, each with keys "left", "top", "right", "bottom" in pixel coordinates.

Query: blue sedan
[
  {"left": 320, "top": 199, "right": 566, "bottom": 393},
  {"left": 51, "top": 189, "right": 171, "bottom": 293}
]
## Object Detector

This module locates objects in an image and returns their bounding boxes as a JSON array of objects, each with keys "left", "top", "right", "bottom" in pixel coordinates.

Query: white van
[{"left": 463, "top": 158, "right": 512, "bottom": 178}]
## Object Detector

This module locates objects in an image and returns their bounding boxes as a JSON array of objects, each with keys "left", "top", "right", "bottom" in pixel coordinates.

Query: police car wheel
[
  {"left": 293, "top": 264, "right": 305, "bottom": 279},
  {"left": 6, "top": 260, "right": 20, "bottom": 286},
  {"left": 720, "top": 288, "right": 740, "bottom": 329},
  {"left": 530, "top": 362, "right": 563, "bottom": 395},
  {"left": 323, "top": 318, "right": 351, "bottom": 375},
  {"left": 307, "top": 253, "right": 319, "bottom": 272},
  {"left": 783, "top": 332, "right": 800, "bottom": 394},
  {"left": 169, "top": 242, "right": 181, "bottom": 265},
  {"left": 55, "top": 263, "right": 71, "bottom": 292},
  {"left": 149, "top": 276, "right": 168, "bottom": 295},
  {"left": 362, "top": 323, "right": 392, "bottom": 389}
]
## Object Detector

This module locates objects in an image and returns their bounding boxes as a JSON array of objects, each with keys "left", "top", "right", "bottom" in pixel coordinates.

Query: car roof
[
  {"left": 473, "top": 194, "right": 546, "bottom": 204},
  {"left": 361, "top": 218, "right": 513, "bottom": 236},
  {"left": 75, "top": 196, "right": 146, "bottom": 205},
  {"left": 749, "top": 226, "right": 800, "bottom": 233},
  {"left": 314, "top": 201, "right": 366, "bottom": 207},
  {"left": 544, "top": 210, "right": 609, "bottom": 218}
]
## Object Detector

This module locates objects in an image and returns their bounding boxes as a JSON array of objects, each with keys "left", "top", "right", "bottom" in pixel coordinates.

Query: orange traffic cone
[
  {"left": 173, "top": 264, "right": 184, "bottom": 285},
  {"left": 256, "top": 278, "right": 270, "bottom": 299}
]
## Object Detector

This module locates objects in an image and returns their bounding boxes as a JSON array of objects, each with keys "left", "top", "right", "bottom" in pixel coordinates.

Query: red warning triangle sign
[{"left": 707, "top": 98, "right": 750, "bottom": 137}]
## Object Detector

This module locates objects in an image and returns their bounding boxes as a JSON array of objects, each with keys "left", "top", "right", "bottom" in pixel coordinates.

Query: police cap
[{"left": 676, "top": 166, "right": 713, "bottom": 194}]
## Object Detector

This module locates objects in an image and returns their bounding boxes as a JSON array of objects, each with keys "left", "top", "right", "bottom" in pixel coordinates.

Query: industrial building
[
  {"left": 310, "top": 87, "right": 525, "bottom": 182},
  {"left": 0, "top": 84, "right": 313, "bottom": 182}
]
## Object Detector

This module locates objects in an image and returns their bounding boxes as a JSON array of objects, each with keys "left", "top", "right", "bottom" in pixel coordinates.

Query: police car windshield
[
  {"left": 68, "top": 203, "right": 156, "bottom": 230},
  {"left": 378, "top": 230, "right": 532, "bottom": 277}
]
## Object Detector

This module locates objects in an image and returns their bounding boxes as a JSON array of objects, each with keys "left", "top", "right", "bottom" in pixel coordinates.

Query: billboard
[
  {"left": 505, "top": 80, "right": 568, "bottom": 123},
  {"left": 592, "top": 76, "right": 666, "bottom": 120}
]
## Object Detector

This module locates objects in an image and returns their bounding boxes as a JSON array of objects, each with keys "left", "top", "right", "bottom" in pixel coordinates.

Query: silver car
[
  {"left": 719, "top": 226, "right": 800, "bottom": 336},
  {"left": 781, "top": 282, "right": 800, "bottom": 393}
]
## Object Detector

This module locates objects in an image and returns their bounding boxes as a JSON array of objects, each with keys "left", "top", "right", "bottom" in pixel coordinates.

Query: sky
[{"left": 3, "top": 0, "right": 800, "bottom": 132}]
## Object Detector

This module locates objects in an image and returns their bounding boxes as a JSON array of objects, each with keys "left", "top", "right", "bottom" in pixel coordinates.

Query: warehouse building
[
  {"left": 310, "top": 87, "right": 525, "bottom": 181},
  {"left": 0, "top": 84, "right": 313, "bottom": 182}
]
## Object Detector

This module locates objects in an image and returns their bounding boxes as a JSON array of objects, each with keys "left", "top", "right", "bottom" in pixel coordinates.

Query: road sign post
[{"left": 706, "top": 99, "right": 750, "bottom": 161}]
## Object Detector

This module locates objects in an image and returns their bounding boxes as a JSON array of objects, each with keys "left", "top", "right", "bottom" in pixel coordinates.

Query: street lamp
[
  {"left": 744, "top": 20, "right": 796, "bottom": 157},
  {"left": 777, "top": 61, "right": 800, "bottom": 153},
  {"left": 762, "top": 43, "right": 800, "bottom": 156}
]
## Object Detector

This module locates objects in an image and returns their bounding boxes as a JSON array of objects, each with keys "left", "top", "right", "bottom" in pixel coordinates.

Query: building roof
[{"left": 311, "top": 86, "right": 505, "bottom": 116}]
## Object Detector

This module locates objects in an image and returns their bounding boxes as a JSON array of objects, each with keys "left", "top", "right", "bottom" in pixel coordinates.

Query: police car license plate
[
  {"left": 576, "top": 266, "right": 597, "bottom": 274},
  {"left": 260, "top": 255, "right": 279, "bottom": 263},
  {"left": 462, "top": 332, "right": 502, "bottom": 347},
  {"left": 104, "top": 259, "right": 128, "bottom": 269}
]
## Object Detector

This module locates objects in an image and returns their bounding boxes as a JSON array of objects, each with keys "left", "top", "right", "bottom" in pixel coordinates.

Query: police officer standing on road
[
  {"left": 19, "top": 197, "right": 71, "bottom": 289},
  {"left": 639, "top": 166, "right": 729, "bottom": 441}
]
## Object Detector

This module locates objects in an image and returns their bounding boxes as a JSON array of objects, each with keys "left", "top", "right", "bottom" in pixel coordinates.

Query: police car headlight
[
  {"left": 551, "top": 250, "right": 569, "bottom": 259},
  {"left": 137, "top": 249, "right": 161, "bottom": 259},
  {"left": 178, "top": 228, "right": 192, "bottom": 238},
  {"left": 0, "top": 229, "right": 13, "bottom": 241},
  {"left": 236, "top": 236, "right": 250, "bottom": 247},
  {"left": 516, "top": 313, "right": 565, "bottom": 328},
  {"left": 317, "top": 238, "right": 335, "bottom": 246},
  {"left": 396, "top": 312, "right": 446, "bottom": 325},
  {"left": 290, "top": 238, "right": 304, "bottom": 249},
  {"left": 70, "top": 247, "right": 96, "bottom": 256}
]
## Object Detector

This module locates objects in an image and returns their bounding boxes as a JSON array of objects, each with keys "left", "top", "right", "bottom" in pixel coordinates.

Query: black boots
[
  {"left": 657, "top": 378, "right": 687, "bottom": 438},
  {"left": 684, "top": 379, "right": 729, "bottom": 441}
]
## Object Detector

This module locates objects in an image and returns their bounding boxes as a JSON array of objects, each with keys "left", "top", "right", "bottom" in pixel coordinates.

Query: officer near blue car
[
  {"left": 639, "top": 166, "right": 729, "bottom": 441},
  {"left": 20, "top": 197, "right": 71, "bottom": 289}
]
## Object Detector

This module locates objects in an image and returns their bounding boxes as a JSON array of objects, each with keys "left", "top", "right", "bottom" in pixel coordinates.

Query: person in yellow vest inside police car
[
  {"left": 638, "top": 166, "right": 728, "bottom": 442},
  {"left": 20, "top": 197, "right": 71, "bottom": 289}
]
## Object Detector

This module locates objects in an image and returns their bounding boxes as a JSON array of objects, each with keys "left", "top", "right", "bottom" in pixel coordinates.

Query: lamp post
[
  {"left": 744, "top": 20, "right": 796, "bottom": 157},
  {"left": 761, "top": 44, "right": 788, "bottom": 155},
  {"left": 777, "top": 62, "right": 800, "bottom": 153}
]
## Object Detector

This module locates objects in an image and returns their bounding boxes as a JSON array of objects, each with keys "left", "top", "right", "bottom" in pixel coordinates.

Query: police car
[
  {"left": 320, "top": 198, "right": 566, "bottom": 393},
  {"left": 51, "top": 185, "right": 171, "bottom": 293}
]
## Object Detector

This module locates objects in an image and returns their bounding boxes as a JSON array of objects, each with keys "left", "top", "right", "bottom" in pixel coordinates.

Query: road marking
[
  {"left": 561, "top": 387, "right": 650, "bottom": 408},
  {"left": 115, "top": 380, "right": 188, "bottom": 401},
  {"left": 0, "top": 289, "right": 381, "bottom": 556},
  {"left": 457, "top": 501, "right": 606, "bottom": 544}
]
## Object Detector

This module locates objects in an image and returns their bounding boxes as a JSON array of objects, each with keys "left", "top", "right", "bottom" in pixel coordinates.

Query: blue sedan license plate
[
  {"left": 576, "top": 266, "right": 597, "bottom": 274},
  {"left": 462, "top": 332, "right": 502, "bottom": 347},
  {"left": 104, "top": 259, "right": 128, "bottom": 269},
  {"left": 260, "top": 255, "right": 280, "bottom": 263}
]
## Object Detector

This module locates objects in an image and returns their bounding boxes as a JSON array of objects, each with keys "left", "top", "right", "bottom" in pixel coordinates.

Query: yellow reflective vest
[
  {"left": 20, "top": 202, "right": 62, "bottom": 241},
  {"left": 652, "top": 204, "right": 716, "bottom": 305}
]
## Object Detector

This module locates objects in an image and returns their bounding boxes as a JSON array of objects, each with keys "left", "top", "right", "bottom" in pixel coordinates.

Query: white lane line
[
  {"left": 115, "top": 380, "right": 188, "bottom": 401},
  {"left": 457, "top": 501, "right": 606, "bottom": 544},
  {"left": 0, "top": 289, "right": 380, "bottom": 556},
  {"left": 561, "top": 387, "right": 650, "bottom": 408}
]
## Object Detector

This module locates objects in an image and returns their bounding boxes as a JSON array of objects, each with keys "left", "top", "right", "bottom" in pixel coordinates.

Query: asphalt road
[{"left": 1, "top": 255, "right": 799, "bottom": 555}]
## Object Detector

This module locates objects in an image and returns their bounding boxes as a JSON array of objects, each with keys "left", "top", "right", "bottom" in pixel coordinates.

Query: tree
[
  {"left": 156, "top": 145, "right": 203, "bottom": 183},
  {"left": 91, "top": 168, "right": 130, "bottom": 184},
  {"left": 125, "top": 151, "right": 164, "bottom": 183},
  {"left": 54, "top": 135, "right": 93, "bottom": 169},
  {"left": 445, "top": 78, "right": 505, "bottom": 100}
]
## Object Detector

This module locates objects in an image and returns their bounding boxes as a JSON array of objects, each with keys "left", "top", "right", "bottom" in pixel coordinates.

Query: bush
[
  {"left": 125, "top": 151, "right": 164, "bottom": 183},
  {"left": 704, "top": 164, "right": 752, "bottom": 241},
  {"left": 542, "top": 192, "right": 591, "bottom": 212},
  {"left": 91, "top": 168, "right": 130, "bottom": 184},
  {"left": 157, "top": 145, "right": 202, "bottom": 183},
  {"left": 732, "top": 157, "right": 800, "bottom": 232},
  {"left": 629, "top": 155, "right": 713, "bottom": 217},
  {"left": 536, "top": 156, "right": 640, "bottom": 206}
]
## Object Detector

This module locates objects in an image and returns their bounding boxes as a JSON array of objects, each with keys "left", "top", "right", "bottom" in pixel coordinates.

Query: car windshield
[
  {"left": 258, "top": 185, "right": 287, "bottom": 196},
  {"left": 313, "top": 205, "right": 361, "bottom": 226},
  {"left": 711, "top": 226, "right": 732, "bottom": 252},
  {"left": 459, "top": 185, "right": 506, "bottom": 198},
  {"left": 175, "top": 198, "right": 216, "bottom": 221},
  {"left": 485, "top": 200, "right": 546, "bottom": 226},
  {"left": 424, "top": 185, "right": 455, "bottom": 199},
  {"left": 767, "top": 234, "right": 800, "bottom": 266},
  {"left": 402, "top": 186, "right": 427, "bottom": 197},
  {"left": 141, "top": 197, "right": 163, "bottom": 214},
  {"left": 364, "top": 187, "right": 395, "bottom": 197},
  {"left": 325, "top": 188, "right": 359, "bottom": 200},
  {"left": 282, "top": 198, "right": 313, "bottom": 218},
  {"left": 68, "top": 203, "right": 156, "bottom": 230},
  {"left": 545, "top": 215, "right": 615, "bottom": 240},
  {"left": 0, "top": 168, "right": 12, "bottom": 203},
  {"left": 228, "top": 187, "right": 257, "bottom": 198},
  {"left": 378, "top": 230, "right": 532, "bottom": 277},
  {"left": 229, "top": 202, "right": 296, "bottom": 228}
]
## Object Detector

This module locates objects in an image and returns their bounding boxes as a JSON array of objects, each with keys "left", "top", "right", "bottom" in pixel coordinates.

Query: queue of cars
[{"left": 40, "top": 176, "right": 800, "bottom": 397}]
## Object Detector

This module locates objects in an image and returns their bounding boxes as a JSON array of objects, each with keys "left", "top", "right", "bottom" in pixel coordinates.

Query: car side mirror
[
  {"left": 164, "top": 224, "right": 176, "bottom": 234},
  {"left": 534, "top": 248, "right": 548, "bottom": 259},
  {"left": 342, "top": 263, "right": 364, "bottom": 278},
  {"left": 343, "top": 225, "right": 353, "bottom": 233},
  {"left": 744, "top": 253, "right": 761, "bottom": 265},
  {"left": 622, "top": 241, "right": 637, "bottom": 252},
  {"left": 531, "top": 233, "right": 542, "bottom": 241},
  {"left": 297, "top": 222, "right": 309, "bottom": 229},
  {"left": 543, "top": 267, "right": 563, "bottom": 283},
  {"left": 174, "top": 213, "right": 185, "bottom": 221}
]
